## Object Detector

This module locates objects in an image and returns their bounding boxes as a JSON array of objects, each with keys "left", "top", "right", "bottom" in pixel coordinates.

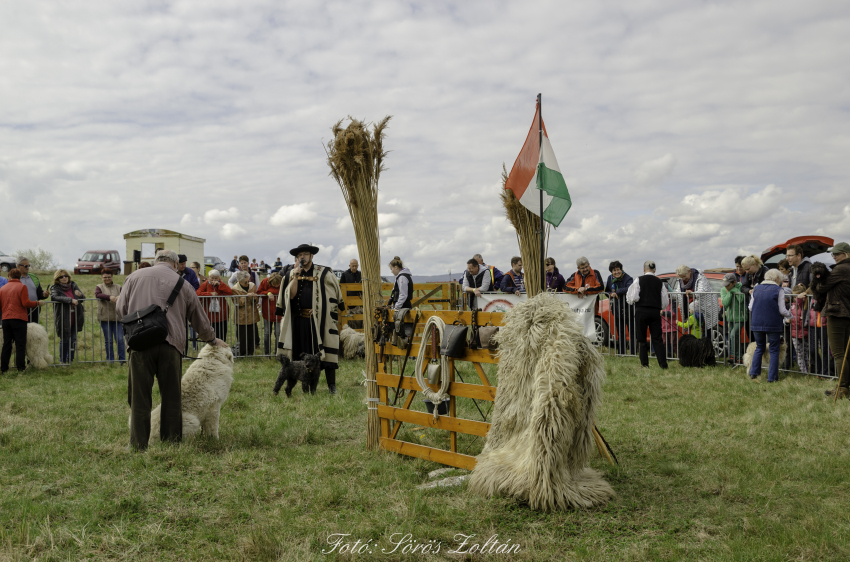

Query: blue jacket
[
  {"left": 180, "top": 266, "right": 200, "bottom": 290},
  {"left": 751, "top": 283, "right": 784, "bottom": 332},
  {"left": 605, "top": 273, "right": 633, "bottom": 311},
  {"left": 500, "top": 270, "right": 525, "bottom": 294}
]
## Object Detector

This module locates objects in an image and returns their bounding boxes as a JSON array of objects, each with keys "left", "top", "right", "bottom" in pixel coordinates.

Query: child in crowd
[
  {"left": 788, "top": 284, "right": 809, "bottom": 373},
  {"left": 677, "top": 311, "right": 702, "bottom": 339},
  {"left": 661, "top": 303, "right": 677, "bottom": 358}
]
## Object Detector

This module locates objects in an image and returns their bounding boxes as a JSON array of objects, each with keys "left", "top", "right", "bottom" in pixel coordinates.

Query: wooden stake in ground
[
  {"left": 326, "top": 116, "right": 391, "bottom": 450},
  {"left": 500, "top": 165, "right": 548, "bottom": 297}
]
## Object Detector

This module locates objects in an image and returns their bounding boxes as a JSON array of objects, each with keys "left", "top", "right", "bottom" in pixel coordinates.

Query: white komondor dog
[
  {"left": 742, "top": 340, "right": 787, "bottom": 375},
  {"left": 143, "top": 344, "right": 234, "bottom": 441},
  {"left": 339, "top": 324, "right": 366, "bottom": 359},
  {"left": 0, "top": 323, "right": 53, "bottom": 368},
  {"left": 469, "top": 293, "right": 615, "bottom": 510}
]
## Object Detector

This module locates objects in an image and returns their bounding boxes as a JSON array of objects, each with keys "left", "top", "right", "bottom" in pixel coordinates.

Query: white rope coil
[{"left": 414, "top": 315, "right": 451, "bottom": 420}]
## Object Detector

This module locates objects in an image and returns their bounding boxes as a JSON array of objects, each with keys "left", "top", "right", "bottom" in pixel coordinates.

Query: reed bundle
[
  {"left": 326, "top": 116, "right": 391, "bottom": 450},
  {"left": 500, "top": 165, "right": 548, "bottom": 297}
]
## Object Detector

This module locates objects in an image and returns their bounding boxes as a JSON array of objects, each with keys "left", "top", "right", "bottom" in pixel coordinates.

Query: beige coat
[
  {"left": 231, "top": 282, "right": 260, "bottom": 325},
  {"left": 96, "top": 283, "right": 121, "bottom": 321},
  {"left": 275, "top": 264, "right": 343, "bottom": 365}
]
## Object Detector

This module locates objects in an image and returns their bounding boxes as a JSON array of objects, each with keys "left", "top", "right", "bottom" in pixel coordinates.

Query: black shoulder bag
[{"left": 120, "top": 277, "right": 185, "bottom": 352}]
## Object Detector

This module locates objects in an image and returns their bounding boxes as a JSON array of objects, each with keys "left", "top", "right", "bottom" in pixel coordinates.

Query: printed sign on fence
[{"left": 477, "top": 293, "right": 598, "bottom": 340}]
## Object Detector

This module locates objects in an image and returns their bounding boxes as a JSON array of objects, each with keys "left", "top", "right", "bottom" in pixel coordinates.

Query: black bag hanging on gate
[
  {"left": 120, "top": 277, "right": 185, "bottom": 352},
  {"left": 441, "top": 321, "right": 468, "bottom": 358}
]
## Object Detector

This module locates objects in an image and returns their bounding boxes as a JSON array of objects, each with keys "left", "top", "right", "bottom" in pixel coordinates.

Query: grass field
[{"left": 2, "top": 350, "right": 850, "bottom": 561}]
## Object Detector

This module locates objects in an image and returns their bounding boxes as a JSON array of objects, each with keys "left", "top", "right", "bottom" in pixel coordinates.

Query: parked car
[
  {"left": 0, "top": 250, "right": 17, "bottom": 273},
  {"left": 74, "top": 250, "right": 122, "bottom": 274},
  {"left": 761, "top": 235, "right": 834, "bottom": 269},
  {"left": 204, "top": 256, "right": 228, "bottom": 276}
]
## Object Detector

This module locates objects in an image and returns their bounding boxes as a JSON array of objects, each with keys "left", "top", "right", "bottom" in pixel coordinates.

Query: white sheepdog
[
  {"left": 144, "top": 344, "right": 234, "bottom": 441},
  {"left": 0, "top": 323, "right": 53, "bottom": 368},
  {"left": 742, "top": 340, "right": 787, "bottom": 375},
  {"left": 339, "top": 324, "right": 366, "bottom": 359},
  {"left": 469, "top": 293, "right": 615, "bottom": 510}
]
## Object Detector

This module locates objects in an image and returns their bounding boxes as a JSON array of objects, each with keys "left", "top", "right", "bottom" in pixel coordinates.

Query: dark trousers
[
  {"left": 325, "top": 366, "right": 336, "bottom": 389},
  {"left": 635, "top": 307, "right": 668, "bottom": 368},
  {"left": 827, "top": 316, "right": 850, "bottom": 388},
  {"left": 1, "top": 319, "right": 28, "bottom": 372},
  {"left": 750, "top": 331, "right": 782, "bottom": 382},
  {"left": 129, "top": 343, "right": 182, "bottom": 450},
  {"left": 27, "top": 308, "right": 39, "bottom": 324},
  {"left": 237, "top": 323, "right": 257, "bottom": 357}
]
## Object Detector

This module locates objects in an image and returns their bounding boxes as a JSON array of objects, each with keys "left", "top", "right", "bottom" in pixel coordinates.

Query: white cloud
[
  {"left": 269, "top": 203, "right": 318, "bottom": 227},
  {"left": 633, "top": 153, "right": 677, "bottom": 188},
  {"left": 668, "top": 184, "right": 784, "bottom": 225},
  {"left": 0, "top": 1, "right": 847, "bottom": 274},
  {"left": 220, "top": 223, "right": 247, "bottom": 240},
  {"left": 204, "top": 207, "right": 240, "bottom": 225}
]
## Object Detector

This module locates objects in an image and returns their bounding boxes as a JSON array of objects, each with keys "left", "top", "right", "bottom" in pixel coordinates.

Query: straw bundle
[
  {"left": 326, "top": 116, "right": 391, "bottom": 450},
  {"left": 500, "top": 165, "right": 548, "bottom": 297}
]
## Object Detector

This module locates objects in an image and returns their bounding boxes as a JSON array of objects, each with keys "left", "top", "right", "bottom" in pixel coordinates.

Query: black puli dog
[
  {"left": 678, "top": 334, "right": 717, "bottom": 368},
  {"left": 273, "top": 353, "right": 322, "bottom": 397},
  {"left": 810, "top": 262, "right": 831, "bottom": 300}
]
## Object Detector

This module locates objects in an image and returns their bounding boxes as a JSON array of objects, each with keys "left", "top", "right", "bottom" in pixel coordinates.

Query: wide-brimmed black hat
[{"left": 290, "top": 243, "right": 319, "bottom": 257}]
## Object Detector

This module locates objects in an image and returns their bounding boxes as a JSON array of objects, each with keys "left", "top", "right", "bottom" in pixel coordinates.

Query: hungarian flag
[{"left": 505, "top": 104, "right": 572, "bottom": 227}]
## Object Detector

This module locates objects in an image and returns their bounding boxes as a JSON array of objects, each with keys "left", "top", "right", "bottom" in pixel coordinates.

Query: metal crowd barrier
[
  {"left": 7, "top": 286, "right": 836, "bottom": 379},
  {"left": 17, "top": 293, "right": 281, "bottom": 366},
  {"left": 592, "top": 289, "right": 836, "bottom": 380}
]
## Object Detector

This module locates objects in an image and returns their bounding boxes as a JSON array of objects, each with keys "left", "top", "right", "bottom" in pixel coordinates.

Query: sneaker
[{"left": 750, "top": 376, "right": 760, "bottom": 383}]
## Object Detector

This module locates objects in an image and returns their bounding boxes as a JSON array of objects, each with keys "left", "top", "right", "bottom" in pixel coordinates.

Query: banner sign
[{"left": 475, "top": 292, "right": 598, "bottom": 341}]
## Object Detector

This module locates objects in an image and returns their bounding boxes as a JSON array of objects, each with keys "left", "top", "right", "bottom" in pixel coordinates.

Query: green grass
[{"left": 1, "top": 353, "right": 850, "bottom": 561}]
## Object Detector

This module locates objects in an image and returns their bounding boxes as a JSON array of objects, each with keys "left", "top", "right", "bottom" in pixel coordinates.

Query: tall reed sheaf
[
  {"left": 326, "top": 116, "right": 391, "bottom": 450},
  {"left": 500, "top": 165, "right": 548, "bottom": 297}
]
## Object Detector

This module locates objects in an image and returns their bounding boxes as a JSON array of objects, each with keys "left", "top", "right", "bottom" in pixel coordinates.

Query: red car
[{"left": 74, "top": 250, "right": 122, "bottom": 275}]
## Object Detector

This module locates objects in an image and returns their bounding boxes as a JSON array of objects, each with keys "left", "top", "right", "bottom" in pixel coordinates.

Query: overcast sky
[{"left": 1, "top": 1, "right": 848, "bottom": 277}]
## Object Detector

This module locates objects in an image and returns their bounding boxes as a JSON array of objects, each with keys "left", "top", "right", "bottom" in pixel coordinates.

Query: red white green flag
[{"left": 505, "top": 105, "right": 572, "bottom": 227}]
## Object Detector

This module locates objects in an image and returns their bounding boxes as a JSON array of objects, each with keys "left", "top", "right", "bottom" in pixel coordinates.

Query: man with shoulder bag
[{"left": 117, "top": 250, "right": 227, "bottom": 451}]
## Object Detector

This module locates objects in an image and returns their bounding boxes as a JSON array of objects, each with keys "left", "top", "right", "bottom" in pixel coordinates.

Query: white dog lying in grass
[
  {"left": 141, "top": 344, "right": 234, "bottom": 442},
  {"left": 0, "top": 323, "right": 53, "bottom": 369}
]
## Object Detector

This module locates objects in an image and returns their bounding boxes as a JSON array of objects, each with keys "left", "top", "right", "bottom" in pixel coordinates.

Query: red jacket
[
  {"left": 0, "top": 279, "right": 39, "bottom": 322},
  {"left": 257, "top": 278, "right": 282, "bottom": 321},
  {"left": 196, "top": 280, "right": 233, "bottom": 324},
  {"left": 565, "top": 269, "right": 604, "bottom": 295}
]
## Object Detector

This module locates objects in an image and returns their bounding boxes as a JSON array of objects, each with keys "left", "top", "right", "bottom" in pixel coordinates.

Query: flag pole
[{"left": 538, "top": 93, "right": 545, "bottom": 294}]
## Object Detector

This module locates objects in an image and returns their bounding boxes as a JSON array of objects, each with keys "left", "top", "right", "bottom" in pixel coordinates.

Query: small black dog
[
  {"left": 273, "top": 353, "right": 322, "bottom": 396},
  {"left": 810, "top": 262, "right": 830, "bottom": 304},
  {"left": 678, "top": 334, "right": 717, "bottom": 368}
]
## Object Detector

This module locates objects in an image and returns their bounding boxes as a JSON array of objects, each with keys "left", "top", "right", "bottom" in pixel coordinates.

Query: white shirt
[{"left": 626, "top": 271, "right": 669, "bottom": 310}]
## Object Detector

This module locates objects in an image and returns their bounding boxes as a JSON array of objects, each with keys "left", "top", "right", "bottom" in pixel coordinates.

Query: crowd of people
[{"left": 3, "top": 242, "right": 850, "bottom": 400}]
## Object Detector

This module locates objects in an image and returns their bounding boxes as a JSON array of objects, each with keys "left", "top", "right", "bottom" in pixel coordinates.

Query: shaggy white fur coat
[
  {"left": 339, "top": 324, "right": 365, "bottom": 359},
  {"left": 0, "top": 323, "right": 53, "bottom": 368},
  {"left": 145, "top": 344, "right": 234, "bottom": 441},
  {"left": 743, "top": 340, "right": 787, "bottom": 374},
  {"left": 469, "top": 293, "right": 615, "bottom": 510}
]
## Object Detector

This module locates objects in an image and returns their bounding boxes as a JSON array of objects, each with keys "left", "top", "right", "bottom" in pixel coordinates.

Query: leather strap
[{"left": 164, "top": 277, "right": 185, "bottom": 311}]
